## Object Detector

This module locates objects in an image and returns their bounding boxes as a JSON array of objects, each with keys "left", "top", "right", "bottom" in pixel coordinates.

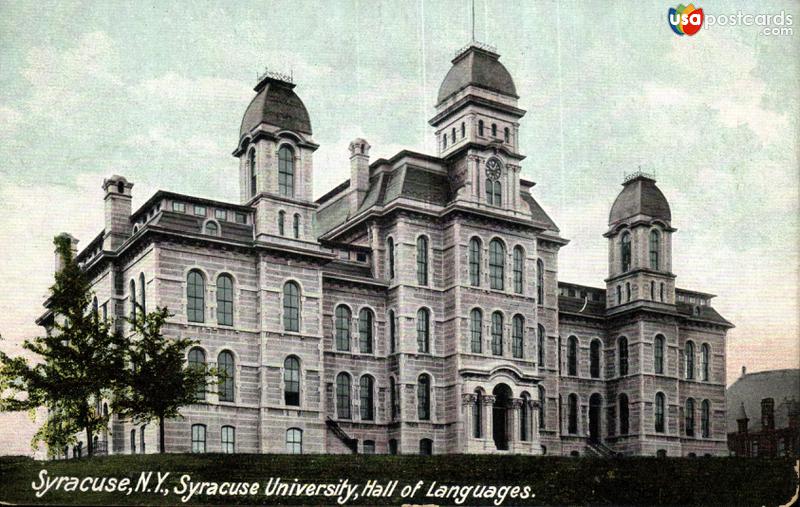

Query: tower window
[
  {"left": 293, "top": 213, "right": 300, "bottom": 239},
  {"left": 485, "top": 180, "right": 502, "bottom": 206},
  {"left": 567, "top": 336, "right": 578, "bottom": 375},
  {"left": 417, "top": 308, "right": 430, "bottom": 353},
  {"left": 616, "top": 285, "right": 622, "bottom": 305},
  {"left": 188, "top": 348, "right": 206, "bottom": 400},
  {"left": 513, "top": 246, "right": 524, "bottom": 294},
  {"left": 358, "top": 308, "right": 374, "bottom": 354},
  {"left": 654, "top": 334, "right": 665, "bottom": 374},
  {"left": 655, "top": 393, "right": 666, "bottom": 433},
  {"left": 537, "top": 324, "right": 545, "bottom": 367},
  {"left": 283, "top": 281, "right": 300, "bottom": 332},
  {"left": 442, "top": 133, "right": 447, "bottom": 149},
  {"left": 461, "top": 122, "right": 465, "bottom": 138},
  {"left": 388, "top": 310, "right": 397, "bottom": 353},
  {"left": 248, "top": 148, "right": 257, "bottom": 198},
  {"left": 278, "top": 145, "right": 295, "bottom": 197},
  {"left": 685, "top": 398, "right": 695, "bottom": 437},
  {"left": 278, "top": 211, "right": 285, "bottom": 236},
  {"left": 590, "top": 339, "right": 601, "bottom": 378},
  {"left": 451, "top": 127, "right": 456, "bottom": 144},
  {"left": 649, "top": 230, "right": 660, "bottom": 269},
  {"left": 626, "top": 282, "right": 631, "bottom": 302},
  {"left": 335, "top": 305, "right": 351, "bottom": 351},
  {"left": 387, "top": 237, "right": 395, "bottom": 279},
  {"left": 469, "top": 237, "right": 481, "bottom": 287},
  {"left": 685, "top": 341, "right": 695, "bottom": 379},
  {"left": 216, "top": 274, "right": 234, "bottom": 326},
  {"left": 186, "top": 270, "right": 205, "bottom": 323},
  {"left": 537, "top": 259, "right": 544, "bottom": 305},
  {"left": 470, "top": 308, "right": 482, "bottom": 353},
  {"left": 618, "top": 336, "right": 629, "bottom": 376},
  {"left": 621, "top": 232, "right": 632, "bottom": 272},
  {"left": 117, "top": 182, "right": 125, "bottom": 194},
  {"left": 504, "top": 127, "right": 510, "bottom": 143},
  {"left": 491, "top": 311, "right": 503, "bottom": 356},
  {"left": 478, "top": 120, "right": 484, "bottom": 136},
  {"left": 489, "top": 239, "right": 505, "bottom": 290},
  {"left": 336, "top": 373, "right": 352, "bottom": 419},
  {"left": 512, "top": 315, "right": 524, "bottom": 358},
  {"left": 417, "top": 374, "right": 431, "bottom": 420},
  {"left": 416, "top": 236, "right": 429, "bottom": 286},
  {"left": 283, "top": 356, "right": 300, "bottom": 406},
  {"left": 359, "top": 375, "right": 374, "bottom": 420},
  {"left": 491, "top": 123, "right": 497, "bottom": 137},
  {"left": 217, "top": 350, "right": 234, "bottom": 402}
]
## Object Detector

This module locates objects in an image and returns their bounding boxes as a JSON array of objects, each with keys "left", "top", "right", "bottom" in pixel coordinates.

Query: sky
[{"left": 0, "top": 0, "right": 798, "bottom": 454}]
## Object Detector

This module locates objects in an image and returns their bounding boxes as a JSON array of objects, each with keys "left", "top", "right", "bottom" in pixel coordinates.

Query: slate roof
[
  {"left": 153, "top": 211, "right": 253, "bottom": 243},
  {"left": 675, "top": 302, "right": 733, "bottom": 327},
  {"left": 240, "top": 78, "right": 312, "bottom": 137},
  {"left": 609, "top": 175, "right": 672, "bottom": 225},
  {"left": 726, "top": 369, "right": 800, "bottom": 433},
  {"left": 521, "top": 192, "right": 559, "bottom": 233},
  {"left": 437, "top": 45, "right": 518, "bottom": 105}
]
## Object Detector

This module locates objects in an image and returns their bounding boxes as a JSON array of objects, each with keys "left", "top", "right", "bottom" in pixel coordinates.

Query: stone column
[
  {"left": 482, "top": 395, "right": 496, "bottom": 451},
  {"left": 462, "top": 393, "right": 477, "bottom": 449},
  {"left": 510, "top": 398, "right": 523, "bottom": 452}
]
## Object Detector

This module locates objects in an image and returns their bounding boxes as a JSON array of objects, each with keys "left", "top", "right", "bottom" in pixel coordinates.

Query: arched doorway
[
  {"left": 493, "top": 384, "right": 512, "bottom": 450},
  {"left": 589, "top": 393, "right": 602, "bottom": 443}
]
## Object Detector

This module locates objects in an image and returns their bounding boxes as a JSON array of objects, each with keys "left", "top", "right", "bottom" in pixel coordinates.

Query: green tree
[
  {"left": 113, "top": 306, "right": 212, "bottom": 453},
  {"left": 0, "top": 234, "right": 123, "bottom": 457}
]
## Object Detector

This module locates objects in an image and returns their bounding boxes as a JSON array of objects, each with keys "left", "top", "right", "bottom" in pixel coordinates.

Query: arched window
[
  {"left": 419, "top": 438, "right": 433, "bottom": 455},
  {"left": 491, "top": 311, "right": 503, "bottom": 356},
  {"left": 461, "top": 122, "right": 465, "bottom": 138},
  {"left": 358, "top": 308, "right": 374, "bottom": 353},
  {"left": 283, "top": 356, "right": 300, "bottom": 406},
  {"left": 473, "top": 389, "right": 482, "bottom": 438},
  {"left": 649, "top": 230, "right": 660, "bottom": 269},
  {"left": 278, "top": 145, "right": 295, "bottom": 197},
  {"left": 685, "top": 341, "right": 695, "bottom": 379},
  {"left": 187, "top": 270, "right": 204, "bottom": 323},
  {"left": 417, "top": 308, "right": 430, "bottom": 353},
  {"left": 359, "top": 375, "right": 374, "bottom": 420},
  {"left": 616, "top": 285, "right": 622, "bottom": 305},
  {"left": 390, "top": 377, "right": 399, "bottom": 420},
  {"left": 283, "top": 281, "right": 300, "bottom": 332},
  {"left": 188, "top": 348, "right": 206, "bottom": 400},
  {"left": 416, "top": 236, "right": 429, "bottom": 286},
  {"left": 568, "top": 393, "right": 578, "bottom": 434},
  {"left": 221, "top": 426, "right": 235, "bottom": 454},
  {"left": 485, "top": 180, "right": 502, "bottom": 206},
  {"left": 590, "top": 339, "right": 601, "bottom": 378},
  {"left": 513, "top": 246, "right": 524, "bottom": 294},
  {"left": 139, "top": 272, "right": 146, "bottom": 314},
  {"left": 293, "top": 214, "right": 300, "bottom": 239},
  {"left": 469, "top": 238, "right": 481, "bottom": 286},
  {"left": 537, "top": 324, "right": 546, "bottom": 367},
  {"left": 491, "top": 123, "right": 497, "bottom": 137},
  {"left": 451, "top": 127, "right": 456, "bottom": 144},
  {"left": 489, "top": 239, "right": 505, "bottom": 290},
  {"left": 335, "top": 305, "right": 351, "bottom": 351},
  {"left": 248, "top": 148, "right": 257, "bottom": 197},
  {"left": 618, "top": 336, "right": 629, "bottom": 376},
  {"left": 469, "top": 308, "right": 482, "bottom": 353},
  {"left": 478, "top": 119, "right": 484, "bottom": 136},
  {"left": 442, "top": 133, "right": 447, "bottom": 149},
  {"left": 417, "top": 374, "right": 431, "bottom": 420},
  {"left": 512, "top": 315, "right": 524, "bottom": 358},
  {"left": 619, "top": 393, "right": 629, "bottom": 435},
  {"left": 660, "top": 282, "right": 665, "bottom": 301},
  {"left": 685, "top": 398, "right": 695, "bottom": 437},
  {"left": 129, "top": 279, "right": 137, "bottom": 321},
  {"left": 701, "top": 399, "right": 710, "bottom": 437},
  {"left": 217, "top": 351, "right": 234, "bottom": 402},
  {"left": 278, "top": 211, "right": 285, "bottom": 236},
  {"left": 625, "top": 282, "right": 631, "bottom": 302},
  {"left": 567, "top": 336, "right": 578, "bottom": 376},
  {"left": 388, "top": 310, "right": 397, "bottom": 353},
  {"left": 286, "top": 428, "right": 302, "bottom": 454},
  {"left": 621, "top": 232, "right": 632, "bottom": 272},
  {"left": 537, "top": 259, "right": 545, "bottom": 305},
  {"left": 538, "top": 385, "right": 546, "bottom": 429},
  {"left": 336, "top": 373, "right": 351, "bottom": 419},
  {"left": 204, "top": 221, "right": 219, "bottom": 236},
  {"left": 701, "top": 344, "right": 710, "bottom": 381},
  {"left": 216, "top": 274, "right": 234, "bottom": 326},
  {"left": 191, "top": 424, "right": 206, "bottom": 453},
  {"left": 504, "top": 127, "right": 510, "bottom": 143},
  {"left": 520, "top": 393, "right": 530, "bottom": 441},
  {"left": 654, "top": 335, "right": 665, "bottom": 374},
  {"left": 387, "top": 238, "right": 395, "bottom": 279},
  {"left": 650, "top": 280, "right": 656, "bottom": 300},
  {"left": 655, "top": 393, "right": 666, "bottom": 433}
]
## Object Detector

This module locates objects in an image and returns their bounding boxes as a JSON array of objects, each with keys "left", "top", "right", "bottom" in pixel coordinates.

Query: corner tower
[
  {"left": 233, "top": 71, "right": 319, "bottom": 242},
  {"left": 429, "top": 43, "right": 527, "bottom": 211},
  {"left": 605, "top": 172, "right": 676, "bottom": 308}
]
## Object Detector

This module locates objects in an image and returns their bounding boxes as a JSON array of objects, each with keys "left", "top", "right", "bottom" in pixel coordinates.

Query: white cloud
[{"left": 130, "top": 72, "right": 251, "bottom": 109}]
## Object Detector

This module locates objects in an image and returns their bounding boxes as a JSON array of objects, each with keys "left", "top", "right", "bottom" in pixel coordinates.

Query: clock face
[{"left": 486, "top": 158, "right": 502, "bottom": 180}]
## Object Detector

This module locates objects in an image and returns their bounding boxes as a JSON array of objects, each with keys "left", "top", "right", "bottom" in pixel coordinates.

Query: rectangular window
[
  {"left": 193, "top": 205, "right": 206, "bottom": 216},
  {"left": 215, "top": 209, "right": 227, "bottom": 221},
  {"left": 172, "top": 202, "right": 186, "bottom": 213},
  {"left": 234, "top": 212, "right": 246, "bottom": 224},
  {"left": 191, "top": 424, "right": 206, "bottom": 453},
  {"left": 221, "top": 426, "right": 235, "bottom": 454}
]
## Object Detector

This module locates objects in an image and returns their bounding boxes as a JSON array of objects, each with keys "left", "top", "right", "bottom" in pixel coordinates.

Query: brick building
[
  {"left": 41, "top": 43, "right": 732, "bottom": 457},
  {"left": 727, "top": 368, "right": 800, "bottom": 457}
]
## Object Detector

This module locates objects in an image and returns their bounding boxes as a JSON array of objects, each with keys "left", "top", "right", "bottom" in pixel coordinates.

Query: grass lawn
[{"left": 0, "top": 453, "right": 796, "bottom": 505}]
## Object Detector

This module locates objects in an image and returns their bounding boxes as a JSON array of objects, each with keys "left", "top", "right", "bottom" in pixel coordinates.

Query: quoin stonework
[{"left": 41, "top": 43, "right": 733, "bottom": 458}]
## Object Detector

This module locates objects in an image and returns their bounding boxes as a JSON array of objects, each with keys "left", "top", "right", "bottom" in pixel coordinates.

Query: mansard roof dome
[
  {"left": 609, "top": 173, "right": 672, "bottom": 226},
  {"left": 436, "top": 45, "right": 517, "bottom": 105},
  {"left": 240, "top": 76, "right": 312, "bottom": 138}
]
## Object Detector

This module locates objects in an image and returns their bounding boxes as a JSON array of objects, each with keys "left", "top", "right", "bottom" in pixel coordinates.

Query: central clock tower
[{"left": 428, "top": 43, "right": 527, "bottom": 213}]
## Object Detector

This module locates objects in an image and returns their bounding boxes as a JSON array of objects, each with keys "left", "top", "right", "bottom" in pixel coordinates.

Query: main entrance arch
[{"left": 493, "top": 384, "right": 512, "bottom": 450}]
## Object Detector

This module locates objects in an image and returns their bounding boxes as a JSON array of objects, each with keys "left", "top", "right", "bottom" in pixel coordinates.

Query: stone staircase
[
  {"left": 585, "top": 439, "right": 617, "bottom": 458},
  {"left": 325, "top": 417, "right": 358, "bottom": 453}
]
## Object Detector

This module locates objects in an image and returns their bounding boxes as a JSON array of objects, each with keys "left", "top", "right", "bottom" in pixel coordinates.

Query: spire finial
[{"left": 471, "top": 0, "right": 476, "bottom": 42}]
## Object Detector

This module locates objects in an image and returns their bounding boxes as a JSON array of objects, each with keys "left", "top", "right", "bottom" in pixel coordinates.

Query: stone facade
[{"left": 47, "top": 43, "right": 732, "bottom": 458}]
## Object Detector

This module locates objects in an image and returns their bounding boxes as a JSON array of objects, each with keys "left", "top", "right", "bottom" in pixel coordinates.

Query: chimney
[
  {"left": 349, "top": 138, "right": 371, "bottom": 213},
  {"left": 102, "top": 175, "right": 133, "bottom": 251},
  {"left": 54, "top": 232, "right": 79, "bottom": 274},
  {"left": 741, "top": 365, "right": 747, "bottom": 377}
]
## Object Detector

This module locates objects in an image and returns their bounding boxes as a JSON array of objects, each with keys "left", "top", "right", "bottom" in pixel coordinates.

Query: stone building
[
  {"left": 40, "top": 43, "right": 732, "bottom": 457},
  {"left": 727, "top": 367, "right": 800, "bottom": 457}
]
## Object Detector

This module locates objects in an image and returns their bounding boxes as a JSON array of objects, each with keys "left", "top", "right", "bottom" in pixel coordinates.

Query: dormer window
[
  {"left": 215, "top": 209, "right": 227, "bottom": 221},
  {"left": 194, "top": 205, "right": 206, "bottom": 216},
  {"left": 172, "top": 202, "right": 186, "bottom": 213},
  {"left": 234, "top": 212, "right": 246, "bottom": 224}
]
